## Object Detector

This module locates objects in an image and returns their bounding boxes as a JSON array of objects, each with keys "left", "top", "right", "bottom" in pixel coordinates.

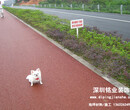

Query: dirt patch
[{"left": 20, "top": 0, "right": 43, "bottom": 5}]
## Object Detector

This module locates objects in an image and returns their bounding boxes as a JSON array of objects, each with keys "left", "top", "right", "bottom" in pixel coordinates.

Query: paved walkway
[{"left": 0, "top": 10, "right": 129, "bottom": 110}]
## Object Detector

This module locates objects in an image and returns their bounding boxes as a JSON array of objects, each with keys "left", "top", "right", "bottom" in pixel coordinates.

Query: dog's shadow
[{"left": 28, "top": 82, "right": 43, "bottom": 87}]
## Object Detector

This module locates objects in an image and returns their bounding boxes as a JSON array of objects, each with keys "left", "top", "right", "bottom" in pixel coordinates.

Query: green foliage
[
  {"left": 41, "top": 0, "right": 90, "bottom": 4},
  {"left": 40, "top": 0, "right": 130, "bottom": 5},
  {"left": 39, "top": 0, "right": 130, "bottom": 14}
]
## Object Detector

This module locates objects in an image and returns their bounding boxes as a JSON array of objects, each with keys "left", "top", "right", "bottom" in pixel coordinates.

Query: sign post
[
  {"left": 70, "top": 19, "right": 84, "bottom": 38},
  {"left": 76, "top": 28, "right": 79, "bottom": 38}
]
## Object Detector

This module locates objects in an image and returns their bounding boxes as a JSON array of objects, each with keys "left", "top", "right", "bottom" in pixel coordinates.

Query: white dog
[{"left": 26, "top": 68, "right": 43, "bottom": 86}]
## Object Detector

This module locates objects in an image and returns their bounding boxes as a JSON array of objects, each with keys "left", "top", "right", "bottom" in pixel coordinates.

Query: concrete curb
[{"left": 6, "top": 10, "right": 130, "bottom": 96}]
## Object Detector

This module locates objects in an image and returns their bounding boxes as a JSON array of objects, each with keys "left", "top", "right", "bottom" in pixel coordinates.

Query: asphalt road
[
  {"left": 13, "top": 6, "right": 130, "bottom": 40},
  {"left": 0, "top": 10, "right": 129, "bottom": 110}
]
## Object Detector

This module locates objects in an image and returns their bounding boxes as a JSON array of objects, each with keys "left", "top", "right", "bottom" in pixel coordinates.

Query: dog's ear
[
  {"left": 36, "top": 68, "right": 41, "bottom": 72},
  {"left": 31, "top": 70, "right": 34, "bottom": 75}
]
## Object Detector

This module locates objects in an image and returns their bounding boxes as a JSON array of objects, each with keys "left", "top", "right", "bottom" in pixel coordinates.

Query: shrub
[{"left": 46, "top": 29, "right": 66, "bottom": 42}]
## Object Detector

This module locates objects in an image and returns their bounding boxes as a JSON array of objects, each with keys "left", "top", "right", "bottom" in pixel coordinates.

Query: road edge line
[{"left": 6, "top": 10, "right": 130, "bottom": 96}]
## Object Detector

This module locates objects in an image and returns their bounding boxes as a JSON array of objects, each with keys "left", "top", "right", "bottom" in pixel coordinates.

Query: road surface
[
  {"left": 13, "top": 6, "right": 130, "bottom": 40},
  {"left": 0, "top": 10, "right": 129, "bottom": 110}
]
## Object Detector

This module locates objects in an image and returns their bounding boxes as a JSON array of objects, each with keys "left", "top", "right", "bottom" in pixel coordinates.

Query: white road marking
[{"left": 43, "top": 9, "right": 130, "bottom": 23}]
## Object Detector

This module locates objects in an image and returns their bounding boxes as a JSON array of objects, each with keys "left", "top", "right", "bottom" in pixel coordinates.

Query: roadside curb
[{"left": 6, "top": 10, "right": 130, "bottom": 96}]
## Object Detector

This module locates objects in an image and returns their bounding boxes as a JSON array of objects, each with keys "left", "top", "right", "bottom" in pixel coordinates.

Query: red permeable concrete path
[{"left": 0, "top": 10, "right": 129, "bottom": 110}]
